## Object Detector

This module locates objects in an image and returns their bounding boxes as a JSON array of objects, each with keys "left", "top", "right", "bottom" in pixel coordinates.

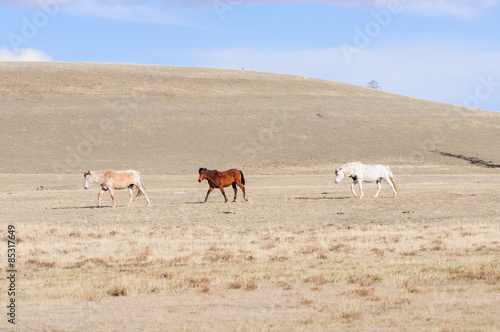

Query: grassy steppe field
[
  {"left": 2, "top": 170, "right": 499, "bottom": 330},
  {"left": 0, "top": 62, "right": 499, "bottom": 330}
]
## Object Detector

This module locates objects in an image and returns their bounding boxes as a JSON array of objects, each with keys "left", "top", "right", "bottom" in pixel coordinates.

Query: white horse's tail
[{"left": 387, "top": 167, "right": 398, "bottom": 194}]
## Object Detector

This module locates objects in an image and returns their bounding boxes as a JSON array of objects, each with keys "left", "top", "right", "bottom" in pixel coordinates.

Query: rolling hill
[{"left": 1, "top": 61, "right": 499, "bottom": 174}]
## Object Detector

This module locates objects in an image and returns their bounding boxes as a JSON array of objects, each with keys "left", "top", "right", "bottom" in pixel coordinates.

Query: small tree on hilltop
[{"left": 367, "top": 80, "right": 381, "bottom": 90}]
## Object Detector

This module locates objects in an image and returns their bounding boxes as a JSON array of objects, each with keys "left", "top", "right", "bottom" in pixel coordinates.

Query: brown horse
[{"left": 198, "top": 168, "right": 247, "bottom": 203}]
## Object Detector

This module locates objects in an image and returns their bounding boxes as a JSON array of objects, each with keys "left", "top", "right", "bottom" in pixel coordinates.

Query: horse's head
[
  {"left": 84, "top": 171, "right": 93, "bottom": 189},
  {"left": 198, "top": 168, "right": 207, "bottom": 183},
  {"left": 335, "top": 167, "right": 345, "bottom": 184}
]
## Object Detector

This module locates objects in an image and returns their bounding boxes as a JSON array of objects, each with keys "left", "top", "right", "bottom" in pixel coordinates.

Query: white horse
[
  {"left": 335, "top": 162, "right": 398, "bottom": 199},
  {"left": 84, "top": 169, "right": 151, "bottom": 208}
]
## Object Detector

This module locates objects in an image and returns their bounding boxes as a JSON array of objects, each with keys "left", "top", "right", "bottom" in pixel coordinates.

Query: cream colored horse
[
  {"left": 84, "top": 169, "right": 150, "bottom": 208},
  {"left": 335, "top": 162, "right": 398, "bottom": 199}
]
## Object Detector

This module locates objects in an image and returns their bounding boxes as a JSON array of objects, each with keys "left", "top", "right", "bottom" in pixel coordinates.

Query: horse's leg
[
  {"left": 237, "top": 181, "right": 247, "bottom": 201},
  {"left": 351, "top": 181, "right": 358, "bottom": 198},
  {"left": 373, "top": 180, "right": 382, "bottom": 198},
  {"left": 204, "top": 187, "right": 214, "bottom": 203},
  {"left": 109, "top": 188, "right": 116, "bottom": 208},
  {"left": 144, "top": 191, "right": 151, "bottom": 206},
  {"left": 98, "top": 189, "right": 106, "bottom": 208},
  {"left": 128, "top": 186, "right": 134, "bottom": 206},
  {"left": 358, "top": 180, "right": 364, "bottom": 199},
  {"left": 232, "top": 182, "right": 237, "bottom": 202},
  {"left": 220, "top": 187, "right": 228, "bottom": 203}
]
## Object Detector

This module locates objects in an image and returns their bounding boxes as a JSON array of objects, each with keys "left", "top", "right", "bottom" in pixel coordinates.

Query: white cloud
[
  {"left": 158, "top": 0, "right": 500, "bottom": 17},
  {"left": 1, "top": 0, "right": 497, "bottom": 18},
  {"left": 0, "top": 0, "right": 68, "bottom": 7},
  {"left": 401, "top": 0, "right": 499, "bottom": 17},
  {"left": 0, "top": 47, "right": 53, "bottom": 61},
  {"left": 223, "top": 0, "right": 500, "bottom": 17},
  {"left": 0, "top": 0, "right": 198, "bottom": 25},
  {"left": 63, "top": 1, "right": 192, "bottom": 24}
]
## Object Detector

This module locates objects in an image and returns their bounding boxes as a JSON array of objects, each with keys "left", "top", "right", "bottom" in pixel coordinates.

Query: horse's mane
[
  {"left": 199, "top": 168, "right": 217, "bottom": 173},
  {"left": 341, "top": 162, "right": 361, "bottom": 169}
]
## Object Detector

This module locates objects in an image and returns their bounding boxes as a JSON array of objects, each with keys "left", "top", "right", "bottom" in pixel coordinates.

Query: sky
[{"left": 1, "top": 0, "right": 500, "bottom": 112}]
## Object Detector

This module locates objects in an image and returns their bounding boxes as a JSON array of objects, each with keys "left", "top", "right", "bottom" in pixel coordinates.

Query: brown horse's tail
[{"left": 239, "top": 170, "right": 246, "bottom": 185}]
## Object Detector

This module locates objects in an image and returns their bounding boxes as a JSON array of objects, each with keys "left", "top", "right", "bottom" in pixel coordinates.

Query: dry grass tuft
[
  {"left": 107, "top": 285, "right": 128, "bottom": 297},
  {"left": 278, "top": 281, "right": 292, "bottom": 290},
  {"left": 401, "top": 250, "right": 418, "bottom": 256},
  {"left": 158, "top": 272, "right": 173, "bottom": 279},
  {"left": 448, "top": 264, "right": 500, "bottom": 284},
  {"left": 383, "top": 296, "right": 411, "bottom": 306},
  {"left": 185, "top": 276, "right": 211, "bottom": 289},
  {"left": 269, "top": 250, "right": 289, "bottom": 262},
  {"left": 120, "top": 246, "right": 152, "bottom": 267},
  {"left": 203, "top": 245, "right": 233, "bottom": 263},
  {"left": 167, "top": 254, "right": 192, "bottom": 266},
  {"left": 304, "top": 274, "right": 328, "bottom": 286},
  {"left": 24, "top": 259, "right": 57, "bottom": 269},
  {"left": 402, "top": 280, "right": 420, "bottom": 293},
  {"left": 245, "top": 280, "right": 259, "bottom": 291},
  {"left": 371, "top": 247, "right": 385, "bottom": 256},
  {"left": 199, "top": 283, "right": 211, "bottom": 293},
  {"left": 340, "top": 310, "right": 362, "bottom": 321},
  {"left": 348, "top": 274, "right": 382, "bottom": 287},
  {"left": 300, "top": 297, "right": 314, "bottom": 306},
  {"left": 69, "top": 230, "right": 82, "bottom": 238},
  {"left": 348, "top": 287, "right": 375, "bottom": 297},
  {"left": 227, "top": 278, "right": 244, "bottom": 290},
  {"left": 329, "top": 243, "right": 351, "bottom": 253},
  {"left": 70, "top": 257, "right": 112, "bottom": 269},
  {"left": 81, "top": 288, "right": 104, "bottom": 302}
]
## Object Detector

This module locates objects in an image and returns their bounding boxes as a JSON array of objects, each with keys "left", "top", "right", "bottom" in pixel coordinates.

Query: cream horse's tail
[
  {"left": 133, "top": 172, "right": 147, "bottom": 198},
  {"left": 387, "top": 167, "right": 398, "bottom": 194}
]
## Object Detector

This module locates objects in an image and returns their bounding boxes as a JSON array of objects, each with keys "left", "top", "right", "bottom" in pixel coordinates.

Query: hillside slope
[{"left": 1, "top": 62, "right": 499, "bottom": 174}]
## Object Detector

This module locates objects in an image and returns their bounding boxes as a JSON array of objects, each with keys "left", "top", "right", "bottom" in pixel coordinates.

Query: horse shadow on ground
[
  {"left": 52, "top": 202, "right": 208, "bottom": 209},
  {"left": 432, "top": 150, "right": 500, "bottom": 168},
  {"left": 295, "top": 196, "right": 350, "bottom": 200},
  {"left": 52, "top": 206, "right": 112, "bottom": 210}
]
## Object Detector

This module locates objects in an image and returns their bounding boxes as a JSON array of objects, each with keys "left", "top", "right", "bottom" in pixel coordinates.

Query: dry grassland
[{"left": 1, "top": 169, "right": 499, "bottom": 331}]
